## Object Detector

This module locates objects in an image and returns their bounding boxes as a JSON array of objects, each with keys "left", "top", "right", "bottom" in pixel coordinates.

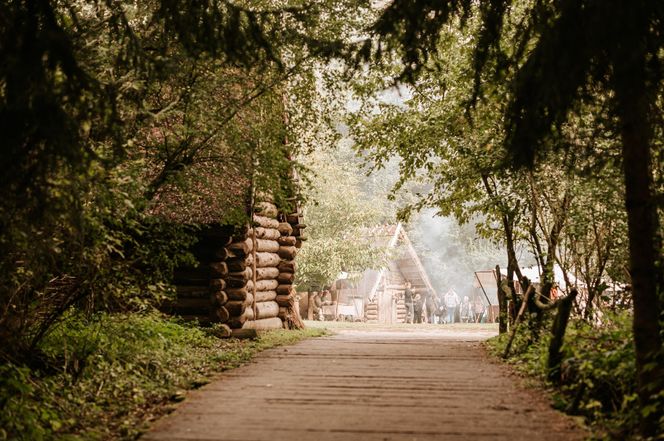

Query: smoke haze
[{"left": 408, "top": 209, "right": 506, "bottom": 300}]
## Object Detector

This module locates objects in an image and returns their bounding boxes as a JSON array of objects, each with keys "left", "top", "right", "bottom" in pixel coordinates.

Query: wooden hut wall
[
  {"left": 364, "top": 264, "right": 408, "bottom": 324},
  {"left": 169, "top": 202, "right": 304, "bottom": 333},
  {"left": 368, "top": 272, "right": 434, "bottom": 324},
  {"left": 386, "top": 267, "right": 407, "bottom": 324},
  {"left": 364, "top": 293, "right": 378, "bottom": 323},
  {"left": 169, "top": 224, "right": 235, "bottom": 328},
  {"left": 224, "top": 201, "right": 304, "bottom": 331}
]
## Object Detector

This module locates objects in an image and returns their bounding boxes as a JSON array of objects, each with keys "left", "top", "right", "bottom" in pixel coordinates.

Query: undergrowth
[
  {"left": 0, "top": 312, "right": 325, "bottom": 440},
  {"left": 485, "top": 311, "right": 663, "bottom": 440}
]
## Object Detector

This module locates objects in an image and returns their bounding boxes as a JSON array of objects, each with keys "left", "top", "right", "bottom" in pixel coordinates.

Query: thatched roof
[{"left": 362, "top": 223, "right": 437, "bottom": 298}]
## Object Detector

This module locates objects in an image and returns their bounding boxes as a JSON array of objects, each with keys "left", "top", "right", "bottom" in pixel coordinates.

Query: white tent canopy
[
  {"left": 474, "top": 264, "right": 581, "bottom": 306},
  {"left": 503, "top": 264, "right": 579, "bottom": 290}
]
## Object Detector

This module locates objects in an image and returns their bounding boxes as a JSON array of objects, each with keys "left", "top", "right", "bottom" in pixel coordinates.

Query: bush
[
  {"left": 485, "top": 311, "right": 650, "bottom": 439},
  {"left": 559, "top": 313, "right": 640, "bottom": 438}
]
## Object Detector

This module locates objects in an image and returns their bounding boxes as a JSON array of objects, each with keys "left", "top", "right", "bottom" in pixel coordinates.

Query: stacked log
[
  {"left": 169, "top": 224, "right": 234, "bottom": 331},
  {"left": 242, "top": 317, "right": 284, "bottom": 330},
  {"left": 236, "top": 202, "right": 305, "bottom": 331},
  {"left": 396, "top": 295, "right": 407, "bottom": 323},
  {"left": 219, "top": 201, "right": 292, "bottom": 331},
  {"left": 365, "top": 301, "right": 379, "bottom": 323},
  {"left": 277, "top": 285, "right": 305, "bottom": 329},
  {"left": 277, "top": 210, "right": 305, "bottom": 329},
  {"left": 169, "top": 200, "right": 305, "bottom": 334},
  {"left": 224, "top": 231, "right": 253, "bottom": 329}
]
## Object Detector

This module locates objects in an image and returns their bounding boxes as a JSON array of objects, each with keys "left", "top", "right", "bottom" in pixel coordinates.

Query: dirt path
[{"left": 143, "top": 325, "right": 586, "bottom": 441}]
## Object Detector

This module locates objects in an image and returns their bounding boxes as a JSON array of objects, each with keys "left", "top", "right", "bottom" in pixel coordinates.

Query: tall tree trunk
[
  {"left": 479, "top": 174, "right": 523, "bottom": 325},
  {"left": 504, "top": 212, "right": 523, "bottom": 323},
  {"left": 496, "top": 265, "right": 508, "bottom": 334},
  {"left": 615, "top": 56, "right": 663, "bottom": 437},
  {"left": 504, "top": 216, "right": 523, "bottom": 281}
]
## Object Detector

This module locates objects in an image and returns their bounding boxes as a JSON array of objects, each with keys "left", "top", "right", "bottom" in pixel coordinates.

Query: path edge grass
[
  {"left": 0, "top": 311, "right": 327, "bottom": 440},
  {"left": 481, "top": 313, "right": 651, "bottom": 441}
]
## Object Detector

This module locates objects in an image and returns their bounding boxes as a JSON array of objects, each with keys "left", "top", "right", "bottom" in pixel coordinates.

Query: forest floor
[{"left": 143, "top": 322, "right": 588, "bottom": 441}]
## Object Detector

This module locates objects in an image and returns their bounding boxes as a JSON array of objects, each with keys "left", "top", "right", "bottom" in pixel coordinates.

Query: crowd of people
[
  {"left": 402, "top": 282, "right": 487, "bottom": 324},
  {"left": 308, "top": 283, "right": 489, "bottom": 323}
]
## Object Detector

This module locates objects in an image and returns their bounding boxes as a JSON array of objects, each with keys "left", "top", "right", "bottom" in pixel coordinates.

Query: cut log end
[
  {"left": 277, "top": 222, "right": 293, "bottom": 236},
  {"left": 242, "top": 317, "right": 284, "bottom": 330},
  {"left": 231, "top": 328, "right": 258, "bottom": 339}
]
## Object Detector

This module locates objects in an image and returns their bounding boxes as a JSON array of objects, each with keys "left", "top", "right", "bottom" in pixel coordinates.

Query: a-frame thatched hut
[{"left": 333, "top": 223, "right": 437, "bottom": 323}]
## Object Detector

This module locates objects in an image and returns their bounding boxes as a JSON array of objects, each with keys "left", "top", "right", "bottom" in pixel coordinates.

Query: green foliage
[
  {"left": 0, "top": 0, "right": 365, "bottom": 361},
  {"left": 0, "top": 311, "right": 325, "bottom": 440},
  {"left": 486, "top": 312, "right": 664, "bottom": 439},
  {"left": 0, "top": 364, "right": 52, "bottom": 441},
  {"left": 361, "top": 0, "right": 664, "bottom": 166},
  {"left": 296, "top": 145, "right": 393, "bottom": 290},
  {"left": 351, "top": 11, "right": 628, "bottom": 304},
  {"left": 359, "top": 4, "right": 664, "bottom": 434}
]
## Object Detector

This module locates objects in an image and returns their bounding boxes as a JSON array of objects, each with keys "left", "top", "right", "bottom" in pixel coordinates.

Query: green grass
[{"left": 0, "top": 312, "right": 326, "bottom": 441}]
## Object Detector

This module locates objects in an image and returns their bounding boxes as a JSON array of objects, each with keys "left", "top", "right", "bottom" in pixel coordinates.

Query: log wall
[
  {"left": 363, "top": 270, "right": 408, "bottom": 324},
  {"left": 168, "top": 200, "right": 305, "bottom": 335},
  {"left": 224, "top": 201, "right": 304, "bottom": 331},
  {"left": 167, "top": 224, "right": 235, "bottom": 333}
]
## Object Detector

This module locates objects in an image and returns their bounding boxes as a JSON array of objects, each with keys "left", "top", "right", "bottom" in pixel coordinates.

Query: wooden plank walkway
[{"left": 143, "top": 326, "right": 586, "bottom": 441}]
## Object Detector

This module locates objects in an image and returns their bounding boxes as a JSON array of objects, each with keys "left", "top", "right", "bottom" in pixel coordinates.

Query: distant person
[
  {"left": 313, "top": 292, "right": 324, "bottom": 321},
  {"left": 436, "top": 292, "right": 447, "bottom": 324},
  {"left": 444, "top": 289, "right": 460, "bottom": 324},
  {"left": 425, "top": 291, "right": 439, "bottom": 323},
  {"left": 404, "top": 282, "right": 414, "bottom": 323},
  {"left": 473, "top": 299, "right": 485, "bottom": 323},
  {"left": 460, "top": 296, "right": 473, "bottom": 323},
  {"left": 320, "top": 290, "right": 332, "bottom": 305},
  {"left": 413, "top": 292, "right": 424, "bottom": 323}
]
